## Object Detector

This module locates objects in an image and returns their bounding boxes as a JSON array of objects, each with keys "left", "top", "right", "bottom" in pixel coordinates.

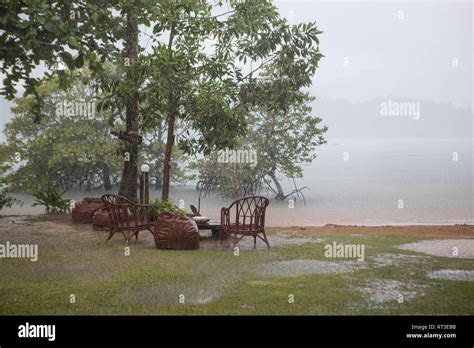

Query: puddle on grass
[
  {"left": 398, "top": 239, "right": 474, "bottom": 259},
  {"left": 427, "top": 269, "right": 474, "bottom": 282},
  {"left": 121, "top": 282, "right": 229, "bottom": 305},
  {"left": 258, "top": 259, "right": 366, "bottom": 277},
  {"left": 357, "top": 279, "right": 427, "bottom": 307},
  {"left": 370, "top": 253, "right": 430, "bottom": 267},
  {"left": 199, "top": 231, "right": 325, "bottom": 251}
]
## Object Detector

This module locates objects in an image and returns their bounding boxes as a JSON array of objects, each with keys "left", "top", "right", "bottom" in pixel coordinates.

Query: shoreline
[
  {"left": 275, "top": 224, "right": 474, "bottom": 238},
  {"left": 1, "top": 214, "right": 472, "bottom": 230}
]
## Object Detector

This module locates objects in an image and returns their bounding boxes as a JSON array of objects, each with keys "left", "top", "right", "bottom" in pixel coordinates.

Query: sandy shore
[
  {"left": 1, "top": 214, "right": 473, "bottom": 238},
  {"left": 273, "top": 224, "right": 474, "bottom": 238}
]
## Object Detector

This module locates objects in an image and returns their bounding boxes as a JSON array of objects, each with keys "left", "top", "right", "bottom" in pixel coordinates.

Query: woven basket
[{"left": 154, "top": 213, "right": 199, "bottom": 250}]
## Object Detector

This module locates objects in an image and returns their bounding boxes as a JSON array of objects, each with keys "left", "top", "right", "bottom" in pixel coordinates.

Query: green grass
[{"left": 0, "top": 215, "right": 473, "bottom": 315}]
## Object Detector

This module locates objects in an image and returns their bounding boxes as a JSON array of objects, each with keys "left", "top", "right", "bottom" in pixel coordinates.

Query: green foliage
[
  {"left": 196, "top": 66, "right": 327, "bottom": 199},
  {"left": 150, "top": 199, "right": 187, "bottom": 218},
  {"left": 246, "top": 69, "right": 328, "bottom": 199},
  {"left": 2, "top": 71, "right": 122, "bottom": 192},
  {"left": 0, "top": 143, "right": 12, "bottom": 175},
  {"left": 0, "top": 188, "right": 21, "bottom": 211},
  {"left": 31, "top": 186, "right": 72, "bottom": 214},
  {"left": 2, "top": 68, "right": 193, "bottom": 193},
  {"left": 0, "top": 0, "right": 120, "bottom": 120},
  {"left": 1, "top": 0, "right": 325, "bottom": 199},
  {"left": 0, "top": 146, "right": 22, "bottom": 212}
]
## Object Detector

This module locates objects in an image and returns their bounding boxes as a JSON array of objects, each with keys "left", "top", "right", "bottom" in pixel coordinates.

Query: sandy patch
[
  {"left": 199, "top": 231, "right": 325, "bottom": 251},
  {"left": 0, "top": 215, "right": 32, "bottom": 229},
  {"left": 398, "top": 239, "right": 474, "bottom": 259},
  {"left": 357, "top": 279, "right": 427, "bottom": 306},
  {"left": 237, "top": 232, "right": 324, "bottom": 250},
  {"left": 370, "top": 253, "right": 430, "bottom": 267},
  {"left": 259, "top": 259, "right": 365, "bottom": 277},
  {"left": 273, "top": 225, "right": 474, "bottom": 238},
  {"left": 427, "top": 269, "right": 474, "bottom": 282}
]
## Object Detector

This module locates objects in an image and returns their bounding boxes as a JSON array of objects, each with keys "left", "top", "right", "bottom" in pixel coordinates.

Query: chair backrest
[
  {"left": 190, "top": 205, "right": 200, "bottom": 216},
  {"left": 101, "top": 194, "right": 133, "bottom": 227},
  {"left": 228, "top": 196, "right": 269, "bottom": 229}
]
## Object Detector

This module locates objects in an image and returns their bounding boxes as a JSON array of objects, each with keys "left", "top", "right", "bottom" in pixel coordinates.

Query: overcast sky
[
  {"left": 274, "top": 0, "right": 472, "bottom": 108},
  {"left": 1, "top": 0, "right": 472, "bottom": 141}
]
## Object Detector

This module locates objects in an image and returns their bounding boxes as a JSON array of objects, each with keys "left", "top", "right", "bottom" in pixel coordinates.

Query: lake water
[{"left": 3, "top": 138, "right": 472, "bottom": 226}]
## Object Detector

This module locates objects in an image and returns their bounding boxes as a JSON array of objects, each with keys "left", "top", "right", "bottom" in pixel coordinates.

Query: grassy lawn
[{"left": 0, "top": 215, "right": 473, "bottom": 315}]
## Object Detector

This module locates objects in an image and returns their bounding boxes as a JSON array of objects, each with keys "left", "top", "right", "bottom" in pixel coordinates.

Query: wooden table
[{"left": 195, "top": 220, "right": 221, "bottom": 240}]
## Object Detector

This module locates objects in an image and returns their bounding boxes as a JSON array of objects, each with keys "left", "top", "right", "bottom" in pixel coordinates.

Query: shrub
[
  {"left": 150, "top": 199, "right": 187, "bottom": 218},
  {"left": 31, "top": 186, "right": 72, "bottom": 214}
]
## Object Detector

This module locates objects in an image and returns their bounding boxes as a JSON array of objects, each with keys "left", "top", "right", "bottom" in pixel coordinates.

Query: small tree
[
  {"left": 247, "top": 69, "right": 327, "bottom": 199},
  {"left": 0, "top": 145, "right": 22, "bottom": 212},
  {"left": 193, "top": 153, "right": 263, "bottom": 199},
  {"left": 196, "top": 62, "right": 327, "bottom": 200},
  {"left": 2, "top": 73, "right": 122, "bottom": 192}
]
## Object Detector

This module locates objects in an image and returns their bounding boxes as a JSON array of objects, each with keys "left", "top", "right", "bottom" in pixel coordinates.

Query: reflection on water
[{"left": 2, "top": 138, "right": 472, "bottom": 226}]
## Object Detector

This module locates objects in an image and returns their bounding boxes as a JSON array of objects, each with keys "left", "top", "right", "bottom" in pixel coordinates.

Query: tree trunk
[
  {"left": 269, "top": 165, "right": 285, "bottom": 200},
  {"left": 154, "top": 154, "right": 162, "bottom": 190},
  {"left": 161, "top": 111, "right": 176, "bottom": 200},
  {"left": 102, "top": 164, "right": 112, "bottom": 190},
  {"left": 118, "top": 4, "right": 139, "bottom": 201},
  {"left": 161, "top": 23, "right": 177, "bottom": 201}
]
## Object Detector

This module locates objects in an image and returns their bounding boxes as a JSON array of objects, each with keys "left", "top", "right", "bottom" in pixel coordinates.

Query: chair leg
[
  {"left": 261, "top": 230, "right": 270, "bottom": 248},
  {"left": 253, "top": 235, "right": 257, "bottom": 249},
  {"left": 147, "top": 227, "right": 155, "bottom": 237},
  {"left": 232, "top": 234, "right": 245, "bottom": 250},
  {"left": 123, "top": 231, "right": 130, "bottom": 244},
  {"left": 106, "top": 228, "right": 115, "bottom": 241},
  {"left": 232, "top": 235, "right": 238, "bottom": 249},
  {"left": 220, "top": 229, "right": 226, "bottom": 245},
  {"left": 125, "top": 231, "right": 135, "bottom": 245}
]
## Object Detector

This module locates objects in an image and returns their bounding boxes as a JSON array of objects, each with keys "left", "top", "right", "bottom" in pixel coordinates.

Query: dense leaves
[
  {"left": 1, "top": 0, "right": 325, "bottom": 201},
  {"left": 150, "top": 198, "right": 187, "bottom": 218},
  {"left": 2, "top": 72, "right": 121, "bottom": 192},
  {"left": 0, "top": 0, "right": 121, "bottom": 120}
]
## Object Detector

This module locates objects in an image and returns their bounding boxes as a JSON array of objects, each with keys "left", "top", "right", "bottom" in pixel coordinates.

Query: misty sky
[
  {"left": 1, "top": 0, "right": 472, "bottom": 141},
  {"left": 273, "top": 0, "right": 472, "bottom": 109}
]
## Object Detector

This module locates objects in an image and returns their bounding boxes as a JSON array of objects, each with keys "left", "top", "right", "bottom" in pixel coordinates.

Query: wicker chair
[
  {"left": 101, "top": 194, "right": 155, "bottom": 244},
  {"left": 220, "top": 196, "right": 270, "bottom": 249}
]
